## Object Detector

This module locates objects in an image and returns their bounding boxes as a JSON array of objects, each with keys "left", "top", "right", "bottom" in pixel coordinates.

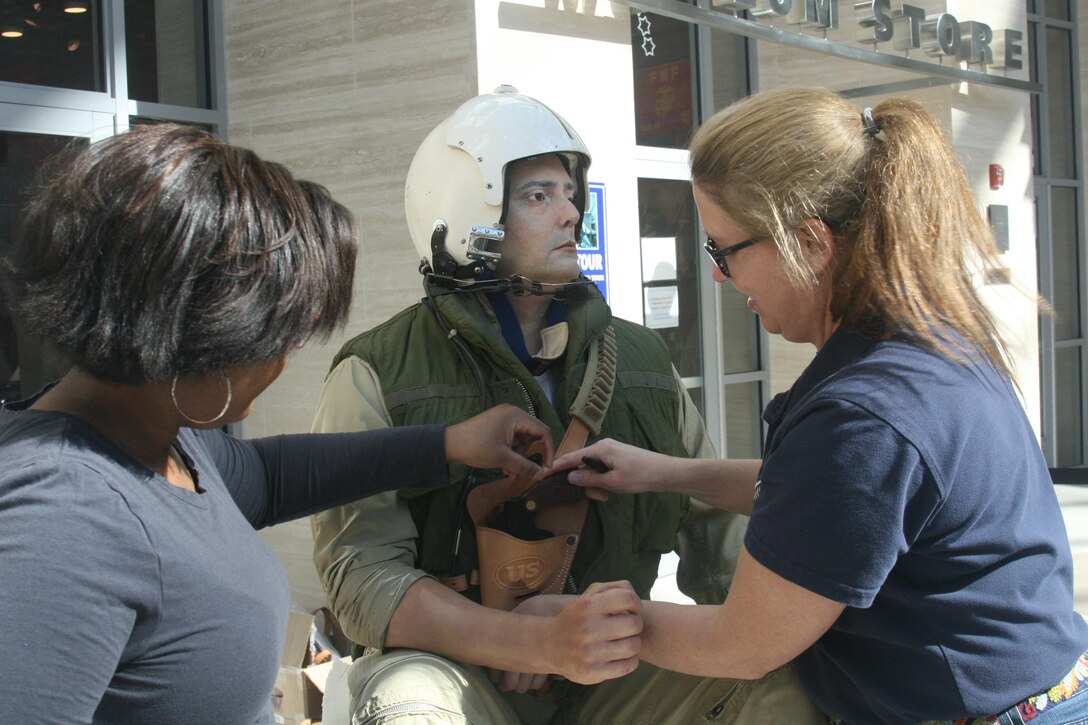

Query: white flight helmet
[{"left": 406, "top": 85, "right": 591, "bottom": 284}]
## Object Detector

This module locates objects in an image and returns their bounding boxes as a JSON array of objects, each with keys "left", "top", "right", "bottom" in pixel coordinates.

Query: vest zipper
[
  {"left": 515, "top": 378, "right": 537, "bottom": 419},
  {"left": 356, "top": 700, "right": 463, "bottom": 723},
  {"left": 704, "top": 680, "right": 743, "bottom": 720}
]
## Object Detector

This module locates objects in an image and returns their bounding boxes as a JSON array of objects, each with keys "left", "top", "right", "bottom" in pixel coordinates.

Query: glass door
[{"left": 0, "top": 113, "right": 97, "bottom": 403}]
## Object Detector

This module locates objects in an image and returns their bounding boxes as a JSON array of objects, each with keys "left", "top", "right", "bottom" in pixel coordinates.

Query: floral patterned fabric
[{"left": 1014, "top": 650, "right": 1088, "bottom": 721}]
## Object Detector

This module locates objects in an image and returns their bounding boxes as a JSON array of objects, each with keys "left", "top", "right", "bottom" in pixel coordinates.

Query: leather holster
[{"left": 466, "top": 440, "right": 587, "bottom": 612}]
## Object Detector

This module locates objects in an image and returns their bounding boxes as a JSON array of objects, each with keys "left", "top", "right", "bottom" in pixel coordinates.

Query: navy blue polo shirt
[{"left": 745, "top": 327, "right": 1088, "bottom": 724}]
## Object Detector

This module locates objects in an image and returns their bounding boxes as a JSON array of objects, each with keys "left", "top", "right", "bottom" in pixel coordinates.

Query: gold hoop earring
[{"left": 171, "top": 372, "right": 233, "bottom": 425}]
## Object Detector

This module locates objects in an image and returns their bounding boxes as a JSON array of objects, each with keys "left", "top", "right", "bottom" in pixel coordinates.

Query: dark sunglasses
[{"left": 703, "top": 236, "right": 759, "bottom": 278}]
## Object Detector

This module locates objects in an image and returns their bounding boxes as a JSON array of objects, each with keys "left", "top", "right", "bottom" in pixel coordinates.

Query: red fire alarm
[{"left": 989, "top": 164, "right": 1004, "bottom": 190}]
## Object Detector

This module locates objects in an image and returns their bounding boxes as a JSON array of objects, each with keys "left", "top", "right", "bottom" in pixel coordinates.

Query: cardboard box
[
  {"left": 319, "top": 657, "right": 354, "bottom": 725},
  {"left": 274, "top": 610, "right": 337, "bottom": 725}
]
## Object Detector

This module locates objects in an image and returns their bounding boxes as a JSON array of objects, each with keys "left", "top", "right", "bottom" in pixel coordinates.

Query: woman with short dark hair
[{"left": 0, "top": 124, "right": 552, "bottom": 724}]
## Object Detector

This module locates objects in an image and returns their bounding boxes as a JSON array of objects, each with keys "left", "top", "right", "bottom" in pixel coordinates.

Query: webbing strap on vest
[
  {"left": 566, "top": 324, "right": 617, "bottom": 438},
  {"left": 483, "top": 322, "right": 616, "bottom": 508},
  {"left": 462, "top": 325, "right": 618, "bottom": 606}
]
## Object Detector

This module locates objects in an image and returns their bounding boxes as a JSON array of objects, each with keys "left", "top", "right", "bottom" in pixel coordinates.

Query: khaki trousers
[{"left": 346, "top": 648, "right": 829, "bottom": 724}]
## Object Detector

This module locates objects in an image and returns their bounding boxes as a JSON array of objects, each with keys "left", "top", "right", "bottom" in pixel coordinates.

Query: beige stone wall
[
  {"left": 225, "top": 0, "right": 476, "bottom": 438},
  {"left": 227, "top": 0, "right": 642, "bottom": 438},
  {"left": 225, "top": 0, "right": 478, "bottom": 611},
  {"left": 155, "top": 0, "right": 200, "bottom": 107}
]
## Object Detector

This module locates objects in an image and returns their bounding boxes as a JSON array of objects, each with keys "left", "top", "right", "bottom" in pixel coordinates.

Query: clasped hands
[
  {"left": 487, "top": 438, "right": 676, "bottom": 691},
  {"left": 496, "top": 580, "right": 644, "bottom": 693}
]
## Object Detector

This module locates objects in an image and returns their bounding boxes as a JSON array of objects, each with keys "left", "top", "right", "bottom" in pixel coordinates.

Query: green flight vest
[{"left": 333, "top": 287, "right": 691, "bottom": 601}]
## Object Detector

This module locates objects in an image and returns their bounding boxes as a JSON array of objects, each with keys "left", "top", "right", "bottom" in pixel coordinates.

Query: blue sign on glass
[{"left": 578, "top": 182, "right": 607, "bottom": 301}]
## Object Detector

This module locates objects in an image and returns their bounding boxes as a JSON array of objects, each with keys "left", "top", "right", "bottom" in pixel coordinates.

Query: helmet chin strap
[
  {"left": 422, "top": 268, "right": 598, "bottom": 302},
  {"left": 506, "top": 275, "right": 598, "bottom": 302},
  {"left": 423, "top": 223, "right": 597, "bottom": 301}
]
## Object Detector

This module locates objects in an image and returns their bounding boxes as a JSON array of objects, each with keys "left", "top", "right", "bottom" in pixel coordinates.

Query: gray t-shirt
[{"left": 0, "top": 396, "right": 446, "bottom": 724}]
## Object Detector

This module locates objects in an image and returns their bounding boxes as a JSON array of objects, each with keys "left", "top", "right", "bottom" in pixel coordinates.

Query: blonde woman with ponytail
[{"left": 550, "top": 87, "right": 1088, "bottom": 724}]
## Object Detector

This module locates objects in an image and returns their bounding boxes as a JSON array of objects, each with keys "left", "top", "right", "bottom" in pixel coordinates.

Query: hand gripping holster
[
  {"left": 466, "top": 326, "right": 617, "bottom": 612},
  {"left": 466, "top": 439, "right": 584, "bottom": 611}
]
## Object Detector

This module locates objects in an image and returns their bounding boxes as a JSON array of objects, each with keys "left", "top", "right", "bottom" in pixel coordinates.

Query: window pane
[
  {"left": 723, "top": 381, "right": 762, "bottom": 458},
  {"left": 130, "top": 117, "right": 212, "bottom": 132},
  {"left": 686, "top": 384, "right": 705, "bottom": 422},
  {"left": 0, "top": 1, "right": 102, "bottom": 91},
  {"left": 126, "top": 0, "right": 210, "bottom": 108},
  {"left": 1029, "top": 21, "right": 1041, "bottom": 175},
  {"left": 630, "top": 9, "right": 696, "bottom": 149},
  {"left": 1042, "top": 0, "right": 1070, "bottom": 21},
  {"left": 1045, "top": 26, "right": 1075, "bottom": 179},
  {"left": 708, "top": 26, "right": 748, "bottom": 112},
  {"left": 768, "top": 336, "right": 815, "bottom": 397},
  {"left": 720, "top": 284, "right": 760, "bottom": 374},
  {"left": 638, "top": 178, "right": 703, "bottom": 378},
  {"left": 1056, "top": 346, "right": 1082, "bottom": 466},
  {"left": 0, "top": 131, "right": 84, "bottom": 403},
  {"left": 1051, "top": 186, "right": 1080, "bottom": 340}
]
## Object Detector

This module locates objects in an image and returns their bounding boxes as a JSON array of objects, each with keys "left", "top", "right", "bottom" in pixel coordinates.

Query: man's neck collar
[{"left": 485, "top": 291, "right": 567, "bottom": 374}]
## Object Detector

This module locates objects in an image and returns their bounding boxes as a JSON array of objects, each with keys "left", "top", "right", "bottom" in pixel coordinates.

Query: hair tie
[{"left": 862, "top": 107, "right": 883, "bottom": 140}]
